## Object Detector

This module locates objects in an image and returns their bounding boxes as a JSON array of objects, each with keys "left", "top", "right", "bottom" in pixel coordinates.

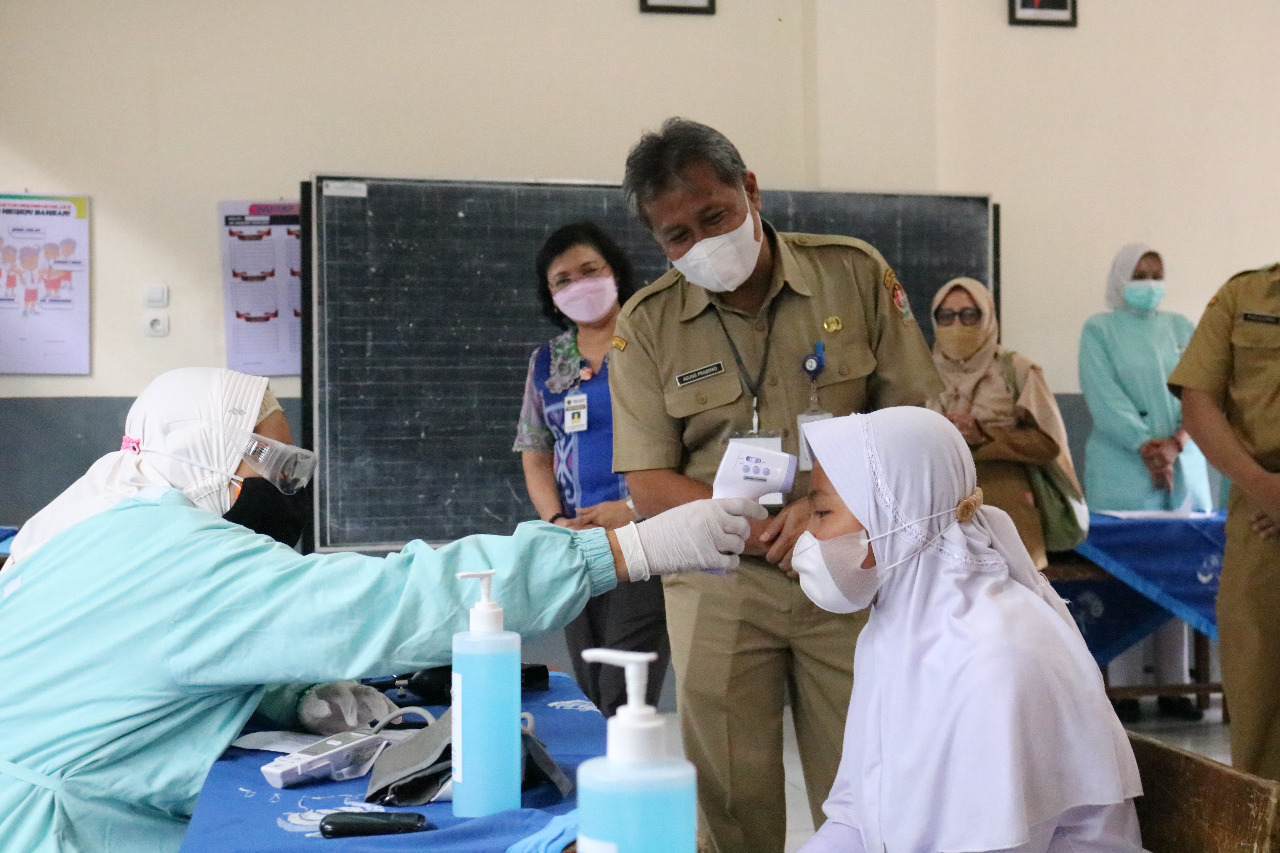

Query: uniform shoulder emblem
[{"left": 884, "top": 268, "right": 913, "bottom": 321}]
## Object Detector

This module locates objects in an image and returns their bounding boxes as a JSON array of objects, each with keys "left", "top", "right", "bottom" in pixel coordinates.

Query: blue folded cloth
[{"left": 506, "top": 809, "right": 578, "bottom": 853}]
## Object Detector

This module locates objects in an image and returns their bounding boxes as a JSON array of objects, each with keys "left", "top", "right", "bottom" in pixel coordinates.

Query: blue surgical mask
[{"left": 1123, "top": 281, "right": 1165, "bottom": 313}]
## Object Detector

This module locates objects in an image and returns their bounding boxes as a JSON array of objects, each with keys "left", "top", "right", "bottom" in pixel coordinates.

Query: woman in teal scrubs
[
  {"left": 1079, "top": 244, "right": 1212, "bottom": 513},
  {"left": 1078, "top": 244, "right": 1213, "bottom": 722},
  {"left": 0, "top": 367, "right": 760, "bottom": 853}
]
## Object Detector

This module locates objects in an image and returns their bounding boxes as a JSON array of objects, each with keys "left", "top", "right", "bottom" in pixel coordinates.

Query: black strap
[{"left": 712, "top": 298, "right": 781, "bottom": 402}]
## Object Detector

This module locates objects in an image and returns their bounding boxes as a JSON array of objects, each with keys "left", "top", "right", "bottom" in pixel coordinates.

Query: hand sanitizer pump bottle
[
  {"left": 451, "top": 570, "right": 521, "bottom": 817},
  {"left": 576, "top": 649, "right": 696, "bottom": 852}
]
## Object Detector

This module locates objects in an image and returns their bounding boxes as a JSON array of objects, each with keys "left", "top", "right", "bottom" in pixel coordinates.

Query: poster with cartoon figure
[
  {"left": 0, "top": 194, "right": 91, "bottom": 374},
  {"left": 220, "top": 200, "right": 302, "bottom": 376}
]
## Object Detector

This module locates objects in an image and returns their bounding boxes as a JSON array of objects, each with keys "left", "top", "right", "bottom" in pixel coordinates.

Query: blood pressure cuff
[{"left": 364, "top": 707, "right": 573, "bottom": 806}]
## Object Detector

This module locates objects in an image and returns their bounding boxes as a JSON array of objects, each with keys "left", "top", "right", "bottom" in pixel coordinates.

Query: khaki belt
[{"left": 0, "top": 757, "right": 62, "bottom": 792}]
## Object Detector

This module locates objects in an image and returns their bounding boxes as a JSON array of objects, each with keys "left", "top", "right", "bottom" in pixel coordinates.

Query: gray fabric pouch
[{"left": 364, "top": 708, "right": 574, "bottom": 806}]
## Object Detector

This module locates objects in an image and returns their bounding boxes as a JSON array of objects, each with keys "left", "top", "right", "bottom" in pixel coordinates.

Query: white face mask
[
  {"left": 670, "top": 190, "right": 763, "bottom": 293},
  {"left": 792, "top": 529, "right": 883, "bottom": 613},
  {"left": 792, "top": 501, "right": 970, "bottom": 613}
]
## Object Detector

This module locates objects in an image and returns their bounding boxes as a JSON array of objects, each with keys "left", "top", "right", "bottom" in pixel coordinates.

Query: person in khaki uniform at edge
[
  {"left": 1168, "top": 262, "right": 1280, "bottom": 783},
  {"left": 609, "top": 117, "right": 943, "bottom": 852}
]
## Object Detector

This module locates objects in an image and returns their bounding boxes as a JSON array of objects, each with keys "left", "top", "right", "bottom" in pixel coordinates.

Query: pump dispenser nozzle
[
  {"left": 582, "top": 648, "right": 666, "bottom": 763},
  {"left": 457, "top": 570, "right": 503, "bottom": 633}
]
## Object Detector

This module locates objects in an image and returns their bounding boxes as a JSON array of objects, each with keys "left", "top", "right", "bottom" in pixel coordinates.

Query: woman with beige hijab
[{"left": 926, "top": 278, "right": 1082, "bottom": 568}]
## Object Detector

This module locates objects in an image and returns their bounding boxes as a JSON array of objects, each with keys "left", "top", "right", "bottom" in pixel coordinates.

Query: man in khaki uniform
[
  {"left": 610, "top": 118, "right": 942, "bottom": 852},
  {"left": 1169, "top": 263, "right": 1280, "bottom": 782}
]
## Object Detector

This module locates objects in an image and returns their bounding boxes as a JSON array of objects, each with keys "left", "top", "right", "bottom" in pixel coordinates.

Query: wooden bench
[{"left": 1129, "top": 730, "right": 1280, "bottom": 852}]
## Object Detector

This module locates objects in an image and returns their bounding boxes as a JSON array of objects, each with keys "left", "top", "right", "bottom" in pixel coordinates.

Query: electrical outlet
[{"left": 144, "top": 311, "right": 170, "bottom": 337}]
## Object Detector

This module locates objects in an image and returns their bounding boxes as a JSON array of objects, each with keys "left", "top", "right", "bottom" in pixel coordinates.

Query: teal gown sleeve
[
  {"left": 0, "top": 490, "right": 620, "bottom": 853},
  {"left": 164, "top": 512, "right": 618, "bottom": 689}
]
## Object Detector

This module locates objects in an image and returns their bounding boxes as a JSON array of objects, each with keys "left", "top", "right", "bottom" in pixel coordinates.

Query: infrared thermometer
[{"left": 712, "top": 442, "right": 797, "bottom": 505}]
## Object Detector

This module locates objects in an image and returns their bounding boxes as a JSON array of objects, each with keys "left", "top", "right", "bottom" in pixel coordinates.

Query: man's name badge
[{"left": 564, "top": 393, "right": 588, "bottom": 433}]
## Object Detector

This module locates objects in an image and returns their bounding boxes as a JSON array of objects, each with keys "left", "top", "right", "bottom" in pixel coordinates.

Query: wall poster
[
  {"left": 219, "top": 200, "right": 301, "bottom": 376},
  {"left": 0, "top": 194, "right": 91, "bottom": 375}
]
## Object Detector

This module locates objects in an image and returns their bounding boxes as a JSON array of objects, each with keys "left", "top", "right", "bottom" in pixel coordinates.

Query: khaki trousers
[
  {"left": 1220, "top": 487, "right": 1280, "bottom": 781},
  {"left": 663, "top": 558, "right": 866, "bottom": 853}
]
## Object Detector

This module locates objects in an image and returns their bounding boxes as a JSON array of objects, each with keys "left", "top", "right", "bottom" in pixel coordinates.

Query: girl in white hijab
[{"left": 794, "top": 407, "right": 1142, "bottom": 853}]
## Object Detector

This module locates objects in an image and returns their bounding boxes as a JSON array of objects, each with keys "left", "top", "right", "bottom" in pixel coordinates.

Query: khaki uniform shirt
[
  {"left": 1168, "top": 264, "right": 1280, "bottom": 471},
  {"left": 610, "top": 225, "right": 943, "bottom": 496}
]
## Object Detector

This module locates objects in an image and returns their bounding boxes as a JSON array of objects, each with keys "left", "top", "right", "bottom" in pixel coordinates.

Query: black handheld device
[{"left": 318, "top": 811, "right": 433, "bottom": 838}]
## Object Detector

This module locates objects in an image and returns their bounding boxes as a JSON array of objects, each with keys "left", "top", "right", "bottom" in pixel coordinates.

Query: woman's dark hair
[{"left": 534, "top": 221, "right": 637, "bottom": 330}]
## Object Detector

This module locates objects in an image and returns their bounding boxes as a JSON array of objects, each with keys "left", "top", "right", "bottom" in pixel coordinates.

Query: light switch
[
  {"left": 144, "top": 283, "right": 169, "bottom": 308},
  {"left": 144, "top": 311, "right": 170, "bottom": 337}
]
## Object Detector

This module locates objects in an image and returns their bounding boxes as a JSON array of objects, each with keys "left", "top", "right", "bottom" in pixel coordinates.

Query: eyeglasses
[
  {"left": 549, "top": 263, "right": 608, "bottom": 292},
  {"left": 934, "top": 307, "right": 983, "bottom": 327}
]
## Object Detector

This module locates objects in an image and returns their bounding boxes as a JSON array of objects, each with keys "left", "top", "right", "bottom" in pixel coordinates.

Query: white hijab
[
  {"left": 1106, "top": 243, "right": 1157, "bottom": 312},
  {"left": 803, "top": 408, "right": 1140, "bottom": 853},
  {"left": 5, "top": 368, "right": 268, "bottom": 567}
]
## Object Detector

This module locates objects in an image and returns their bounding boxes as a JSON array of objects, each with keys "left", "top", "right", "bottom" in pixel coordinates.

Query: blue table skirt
[
  {"left": 180, "top": 672, "right": 603, "bottom": 853},
  {"left": 1057, "top": 512, "right": 1224, "bottom": 666}
]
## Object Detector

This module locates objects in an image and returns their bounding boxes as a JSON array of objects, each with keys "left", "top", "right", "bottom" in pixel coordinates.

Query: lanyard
[{"left": 713, "top": 299, "right": 781, "bottom": 434}]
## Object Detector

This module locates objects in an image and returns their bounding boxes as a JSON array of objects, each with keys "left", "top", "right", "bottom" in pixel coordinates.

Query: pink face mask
[{"left": 552, "top": 275, "right": 618, "bottom": 324}]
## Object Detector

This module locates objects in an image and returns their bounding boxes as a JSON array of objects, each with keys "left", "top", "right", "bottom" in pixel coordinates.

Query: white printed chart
[
  {"left": 0, "top": 195, "right": 91, "bottom": 374},
  {"left": 220, "top": 200, "right": 302, "bottom": 376}
]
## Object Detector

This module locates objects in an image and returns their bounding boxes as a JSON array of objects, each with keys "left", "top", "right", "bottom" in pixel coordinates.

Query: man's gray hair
[{"left": 622, "top": 118, "right": 747, "bottom": 224}]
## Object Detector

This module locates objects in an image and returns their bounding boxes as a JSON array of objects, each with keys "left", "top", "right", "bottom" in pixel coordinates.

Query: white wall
[
  {"left": 0, "top": 0, "right": 816, "bottom": 396},
  {"left": 2, "top": 1, "right": 1276, "bottom": 397},
  {"left": 936, "top": 1, "right": 1280, "bottom": 391}
]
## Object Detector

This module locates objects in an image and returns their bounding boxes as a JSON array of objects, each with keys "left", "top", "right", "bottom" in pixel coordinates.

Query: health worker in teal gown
[
  {"left": 1079, "top": 244, "right": 1212, "bottom": 513},
  {"left": 1078, "top": 244, "right": 1213, "bottom": 724},
  {"left": 0, "top": 367, "right": 762, "bottom": 853}
]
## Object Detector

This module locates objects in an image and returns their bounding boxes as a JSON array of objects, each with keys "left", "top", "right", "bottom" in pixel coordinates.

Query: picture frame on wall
[
  {"left": 1009, "top": 0, "right": 1076, "bottom": 27},
  {"left": 640, "top": 0, "right": 715, "bottom": 15}
]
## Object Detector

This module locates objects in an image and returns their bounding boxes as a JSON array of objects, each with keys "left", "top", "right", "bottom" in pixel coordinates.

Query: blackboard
[{"left": 307, "top": 176, "right": 994, "bottom": 552}]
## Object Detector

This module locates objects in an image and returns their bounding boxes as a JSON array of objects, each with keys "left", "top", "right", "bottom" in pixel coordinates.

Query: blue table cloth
[
  {"left": 0, "top": 526, "right": 17, "bottom": 558},
  {"left": 180, "top": 672, "right": 604, "bottom": 853},
  {"left": 1056, "top": 512, "right": 1224, "bottom": 666}
]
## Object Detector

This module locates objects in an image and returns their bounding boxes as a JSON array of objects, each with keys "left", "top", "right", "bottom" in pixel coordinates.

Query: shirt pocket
[
  {"left": 663, "top": 369, "right": 743, "bottom": 419},
  {"left": 1231, "top": 316, "right": 1280, "bottom": 387},
  {"left": 814, "top": 345, "right": 877, "bottom": 415}
]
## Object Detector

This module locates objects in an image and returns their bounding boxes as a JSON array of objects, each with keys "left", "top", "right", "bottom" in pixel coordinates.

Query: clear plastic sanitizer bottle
[
  {"left": 451, "top": 570, "right": 521, "bottom": 817},
  {"left": 576, "top": 649, "right": 696, "bottom": 852}
]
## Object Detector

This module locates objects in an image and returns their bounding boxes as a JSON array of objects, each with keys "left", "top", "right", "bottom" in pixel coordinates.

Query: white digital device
[
  {"left": 712, "top": 442, "right": 797, "bottom": 505},
  {"left": 260, "top": 730, "right": 393, "bottom": 789}
]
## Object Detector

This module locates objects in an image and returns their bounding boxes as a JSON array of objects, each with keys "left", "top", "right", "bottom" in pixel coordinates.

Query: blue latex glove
[{"left": 506, "top": 809, "right": 579, "bottom": 853}]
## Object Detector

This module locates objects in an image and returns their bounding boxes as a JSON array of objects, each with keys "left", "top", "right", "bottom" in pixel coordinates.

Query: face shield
[{"left": 233, "top": 428, "right": 316, "bottom": 495}]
